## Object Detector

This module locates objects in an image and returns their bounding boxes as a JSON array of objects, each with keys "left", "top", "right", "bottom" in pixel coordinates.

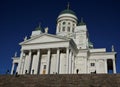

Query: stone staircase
[{"left": 0, "top": 74, "right": 120, "bottom": 87}]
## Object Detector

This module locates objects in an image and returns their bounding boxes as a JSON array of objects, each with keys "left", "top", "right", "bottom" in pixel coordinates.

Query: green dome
[
  {"left": 59, "top": 9, "right": 76, "bottom": 16},
  {"left": 35, "top": 24, "right": 43, "bottom": 31},
  {"left": 78, "top": 17, "right": 86, "bottom": 26}
]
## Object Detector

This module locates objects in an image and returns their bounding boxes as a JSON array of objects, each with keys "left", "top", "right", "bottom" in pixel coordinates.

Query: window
[
  {"left": 72, "top": 28, "right": 74, "bottom": 32},
  {"left": 67, "top": 27, "right": 70, "bottom": 32},
  {"left": 91, "top": 63, "right": 95, "bottom": 66},
  {"left": 68, "top": 22, "right": 71, "bottom": 25},
  {"left": 44, "top": 65, "right": 46, "bottom": 69},
  {"left": 63, "top": 27, "right": 65, "bottom": 31},
  {"left": 73, "top": 24, "right": 75, "bottom": 26},
  {"left": 63, "top": 22, "right": 66, "bottom": 25}
]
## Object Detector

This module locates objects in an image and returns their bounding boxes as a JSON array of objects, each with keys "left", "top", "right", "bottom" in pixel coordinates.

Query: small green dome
[
  {"left": 59, "top": 9, "right": 76, "bottom": 16},
  {"left": 78, "top": 17, "right": 86, "bottom": 26},
  {"left": 35, "top": 24, "right": 43, "bottom": 31}
]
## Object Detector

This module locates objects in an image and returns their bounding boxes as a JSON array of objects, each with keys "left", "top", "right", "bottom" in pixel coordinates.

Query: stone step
[{"left": 0, "top": 74, "right": 120, "bottom": 87}]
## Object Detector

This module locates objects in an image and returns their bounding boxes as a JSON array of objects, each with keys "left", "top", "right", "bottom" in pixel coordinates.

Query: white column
[
  {"left": 113, "top": 59, "right": 116, "bottom": 73},
  {"left": 28, "top": 50, "right": 32, "bottom": 74},
  {"left": 46, "top": 49, "right": 51, "bottom": 74},
  {"left": 17, "top": 51, "right": 24, "bottom": 74},
  {"left": 11, "top": 63, "right": 15, "bottom": 74},
  {"left": 104, "top": 59, "right": 108, "bottom": 73},
  {"left": 69, "top": 50, "right": 72, "bottom": 74},
  {"left": 66, "top": 48, "right": 69, "bottom": 74},
  {"left": 56, "top": 48, "right": 60, "bottom": 74},
  {"left": 21, "top": 56, "right": 25, "bottom": 74},
  {"left": 36, "top": 50, "right": 40, "bottom": 74},
  {"left": 72, "top": 54, "right": 75, "bottom": 74}
]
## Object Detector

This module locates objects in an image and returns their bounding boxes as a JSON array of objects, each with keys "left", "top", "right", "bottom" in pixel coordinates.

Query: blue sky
[{"left": 0, "top": 0, "right": 120, "bottom": 74}]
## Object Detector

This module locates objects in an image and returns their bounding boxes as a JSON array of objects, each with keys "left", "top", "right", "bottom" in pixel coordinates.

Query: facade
[{"left": 11, "top": 6, "right": 117, "bottom": 75}]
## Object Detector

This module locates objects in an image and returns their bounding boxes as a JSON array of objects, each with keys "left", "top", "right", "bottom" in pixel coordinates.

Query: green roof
[
  {"left": 78, "top": 17, "right": 86, "bottom": 26},
  {"left": 59, "top": 9, "right": 76, "bottom": 16},
  {"left": 35, "top": 24, "right": 43, "bottom": 31}
]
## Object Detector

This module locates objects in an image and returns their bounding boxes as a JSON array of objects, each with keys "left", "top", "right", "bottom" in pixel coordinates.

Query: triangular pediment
[{"left": 20, "top": 34, "right": 69, "bottom": 45}]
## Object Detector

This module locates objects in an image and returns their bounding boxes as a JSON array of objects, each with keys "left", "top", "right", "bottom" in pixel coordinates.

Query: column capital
[
  {"left": 47, "top": 48, "right": 51, "bottom": 51},
  {"left": 36, "top": 49, "right": 40, "bottom": 53},
  {"left": 37, "top": 49, "right": 40, "bottom": 51},
  {"left": 112, "top": 59, "right": 115, "bottom": 61},
  {"left": 104, "top": 59, "right": 107, "bottom": 60}
]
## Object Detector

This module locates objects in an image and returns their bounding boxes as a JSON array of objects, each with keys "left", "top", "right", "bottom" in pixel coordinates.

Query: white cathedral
[{"left": 11, "top": 5, "right": 117, "bottom": 75}]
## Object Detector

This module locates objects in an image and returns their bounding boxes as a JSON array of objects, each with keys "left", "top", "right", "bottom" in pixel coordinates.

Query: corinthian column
[
  {"left": 69, "top": 50, "right": 72, "bottom": 74},
  {"left": 56, "top": 48, "right": 60, "bottom": 74},
  {"left": 66, "top": 48, "right": 69, "bottom": 74},
  {"left": 28, "top": 50, "right": 32, "bottom": 74},
  {"left": 104, "top": 59, "right": 108, "bottom": 73},
  {"left": 11, "top": 63, "right": 15, "bottom": 74},
  {"left": 46, "top": 49, "right": 51, "bottom": 74},
  {"left": 113, "top": 59, "right": 116, "bottom": 73},
  {"left": 17, "top": 51, "right": 24, "bottom": 74},
  {"left": 36, "top": 50, "right": 40, "bottom": 74}
]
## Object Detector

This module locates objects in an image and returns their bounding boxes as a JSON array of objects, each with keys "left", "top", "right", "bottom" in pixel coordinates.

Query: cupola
[{"left": 56, "top": 3, "right": 78, "bottom": 36}]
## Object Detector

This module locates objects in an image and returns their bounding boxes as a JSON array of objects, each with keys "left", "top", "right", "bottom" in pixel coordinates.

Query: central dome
[
  {"left": 59, "top": 9, "right": 76, "bottom": 16},
  {"left": 57, "top": 8, "right": 78, "bottom": 21}
]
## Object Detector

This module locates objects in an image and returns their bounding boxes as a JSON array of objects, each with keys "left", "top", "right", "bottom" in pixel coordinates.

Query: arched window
[
  {"left": 67, "top": 27, "right": 70, "bottom": 32},
  {"left": 72, "top": 28, "right": 74, "bottom": 32},
  {"left": 63, "top": 27, "right": 65, "bottom": 31},
  {"left": 63, "top": 22, "right": 66, "bottom": 25},
  {"left": 68, "top": 22, "right": 71, "bottom": 25},
  {"left": 73, "top": 23, "right": 75, "bottom": 26}
]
